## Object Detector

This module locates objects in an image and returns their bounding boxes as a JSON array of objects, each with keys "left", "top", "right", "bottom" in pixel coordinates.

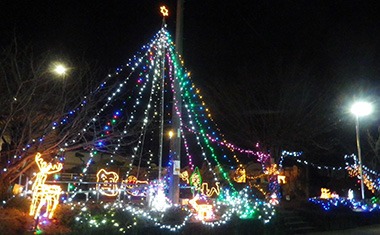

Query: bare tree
[
  {"left": 367, "top": 128, "right": 380, "bottom": 169},
  {"left": 201, "top": 58, "right": 342, "bottom": 162},
  {"left": 0, "top": 40, "right": 142, "bottom": 198}
]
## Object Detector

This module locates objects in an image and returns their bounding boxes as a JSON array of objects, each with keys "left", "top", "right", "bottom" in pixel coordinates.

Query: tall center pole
[
  {"left": 355, "top": 115, "right": 365, "bottom": 200},
  {"left": 169, "top": 0, "right": 184, "bottom": 204},
  {"left": 158, "top": 6, "right": 169, "bottom": 181},
  {"left": 158, "top": 33, "right": 166, "bottom": 181}
]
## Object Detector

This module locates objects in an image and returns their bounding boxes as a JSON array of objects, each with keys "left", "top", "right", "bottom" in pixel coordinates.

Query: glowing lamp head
[
  {"left": 168, "top": 130, "right": 174, "bottom": 139},
  {"left": 351, "top": 101, "right": 372, "bottom": 117},
  {"left": 53, "top": 64, "right": 67, "bottom": 76}
]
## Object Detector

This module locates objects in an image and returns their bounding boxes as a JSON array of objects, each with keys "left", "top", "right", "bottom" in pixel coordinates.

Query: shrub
[
  {"left": 0, "top": 208, "right": 34, "bottom": 235},
  {"left": 4, "top": 196, "right": 31, "bottom": 213}
]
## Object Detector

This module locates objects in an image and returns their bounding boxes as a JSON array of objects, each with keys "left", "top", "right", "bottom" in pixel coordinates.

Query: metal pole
[
  {"left": 355, "top": 115, "right": 365, "bottom": 200},
  {"left": 175, "top": 0, "right": 184, "bottom": 54},
  {"left": 169, "top": 0, "right": 184, "bottom": 205},
  {"left": 158, "top": 31, "right": 166, "bottom": 180}
]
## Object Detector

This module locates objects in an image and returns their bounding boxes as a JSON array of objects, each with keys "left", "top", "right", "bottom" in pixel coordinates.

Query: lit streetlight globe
[
  {"left": 54, "top": 64, "right": 67, "bottom": 76},
  {"left": 351, "top": 101, "right": 373, "bottom": 117}
]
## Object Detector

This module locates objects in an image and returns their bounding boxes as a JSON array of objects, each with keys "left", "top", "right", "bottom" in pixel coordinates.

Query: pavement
[{"left": 309, "top": 224, "right": 380, "bottom": 235}]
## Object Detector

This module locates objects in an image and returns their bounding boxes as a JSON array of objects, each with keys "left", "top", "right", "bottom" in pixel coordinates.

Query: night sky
[
  {"left": 2, "top": 1, "right": 379, "bottom": 79},
  {"left": 2, "top": 1, "right": 380, "bottom": 159}
]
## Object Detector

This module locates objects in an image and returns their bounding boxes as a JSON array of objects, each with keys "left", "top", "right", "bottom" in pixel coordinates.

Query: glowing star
[
  {"left": 96, "top": 169, "right": 119, "bottom": 196},
  {"left": 160, "top": 6, "right": 169, "bottom": 17},
  {"left": 29, "top": 153, "right": 63, "bottom": 219},
  {"left": 320, "top": 188, "right": 331, "bottom": 199},
  {"left": 189, "top": 194, "right": 214, "bottom": 221}
]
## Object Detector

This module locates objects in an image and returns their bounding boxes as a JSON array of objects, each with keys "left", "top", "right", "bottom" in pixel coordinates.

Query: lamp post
[
  {"left": 350, "top": 101, "right": 372, "bottom": 200},
  {"left": 53, "top": 64, "right": 67, "bottom": 76}
]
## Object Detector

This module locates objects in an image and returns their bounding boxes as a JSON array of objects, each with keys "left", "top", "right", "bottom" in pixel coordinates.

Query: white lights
[
  {"left": 351, "top": 101, "right": 373, "bottom": 117},
  {"left": 53, "top": 63, "right": 67, "bottom": 76},
  {"left": 350, "top": 101, "right": 374, "bottom": 200}
]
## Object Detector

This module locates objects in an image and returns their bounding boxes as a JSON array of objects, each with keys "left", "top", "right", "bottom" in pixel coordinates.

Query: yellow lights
[
  {"left": 233, "top": 166, "right": 246, "bottom": 183},
  {"left": 201, "top": 182, "right": 220, "bottom": 197},
  {"left": 347, "top": 166, "right": 376, "bottom": 193},
  {"left": 277, "top": 175, "right": 286, "bottom": 184},
  {"left": 96, "top": 169, "right": 119, "bottom": 196},
  {"left": 29, "top": 153, "right": 63, "bottom": 219},
  {"left": 123, "top": 175, "right": 149, "bottom": 196},
  {"left": 160, "top": 6, "right": 169, "bottom": 17},
  {"left": 264, "top": 164, "right": 280, "bottom": 175},
  {"left": 168, "top": 130, "right": 174, "bottom": 139},
  {"left": 95, "top": 170, "right": 150, "bottom": 197},
  {"left": 189, "top": 195, "right": 214, "bottom": 221},
  {"left": 320, "top": 188, "right": 331, "bottom": 199},
  {"left": 124, "top": 175, "right": 149, "bottom": 185},
  {"left": 180, "top": 171, "right": 189, "bottom": 184},
  {"left": 185, "top": 168, "right": 219, "bottom": 197},
  {"left": 190, "top": 168, "right": 202, "bottom": 191},
  {"left": 12, "top": 184, "right": 23, "bottom": 195}
]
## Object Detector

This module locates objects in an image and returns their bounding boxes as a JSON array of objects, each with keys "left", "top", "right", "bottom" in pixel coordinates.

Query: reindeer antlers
[{"left": 34, "top": 152, "right": 63, "bottom": 174}]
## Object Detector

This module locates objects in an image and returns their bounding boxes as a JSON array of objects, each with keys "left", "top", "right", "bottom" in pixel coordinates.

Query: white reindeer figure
[{"left": 29, "top": 153, "right": 63, "bottom": 219}]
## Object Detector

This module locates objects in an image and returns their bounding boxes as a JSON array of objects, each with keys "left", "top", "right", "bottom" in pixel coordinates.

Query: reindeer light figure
[{"left": 29, "top": 153, "right": 63, "bottom": 219}]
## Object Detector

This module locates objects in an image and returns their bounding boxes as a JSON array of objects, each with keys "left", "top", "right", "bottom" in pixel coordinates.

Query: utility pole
[{"left": 168, "top": 0, "right": 184, "bottom": 205}]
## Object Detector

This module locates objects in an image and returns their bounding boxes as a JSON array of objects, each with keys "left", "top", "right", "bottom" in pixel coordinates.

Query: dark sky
[
  {"left": 1, "top": 0, "right": 380, "bottom": 156},
  {"left": 2, "top": 1, "right": 380, "bottom": 79}
]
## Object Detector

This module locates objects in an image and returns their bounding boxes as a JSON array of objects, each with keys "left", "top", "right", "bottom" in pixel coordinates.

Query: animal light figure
[
  {"left": 233, "top": 166, "right": 246, "bottom": 183},
  {"left": 348, "top": 189, "right": 354, "bottom": 200},
  {"left": 96, "top": 169, "right": 119, "bottom": 196},
  {"left": 180, "top": 171, "right": 190, "bottom": 184},
  {"left": 29, "top": 153, "right": 63, "bottom": 219},
  {"left": 320, "top": 188, "right": 331, "bottom": 199},
  {"left": 123, "top": 175, "right": 149, "bottom": 197}
]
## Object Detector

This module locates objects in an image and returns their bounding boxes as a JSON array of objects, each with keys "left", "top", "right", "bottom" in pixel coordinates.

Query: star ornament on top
[{"left": 160, "top": 6, "right": 169, "bottom": 17}]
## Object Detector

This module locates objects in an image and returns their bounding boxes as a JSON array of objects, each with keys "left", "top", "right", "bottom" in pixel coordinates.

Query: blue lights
[{"left": 309, "top": 197, "right": 380, "bottom": 212}]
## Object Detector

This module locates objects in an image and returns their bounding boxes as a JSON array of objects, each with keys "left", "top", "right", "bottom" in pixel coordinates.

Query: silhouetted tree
[
  {"left": 201, "top": 57, "right": 342, "bottom": 162},
  {"left": 0, "top": 40, "right": 139, "bottom": 198}
]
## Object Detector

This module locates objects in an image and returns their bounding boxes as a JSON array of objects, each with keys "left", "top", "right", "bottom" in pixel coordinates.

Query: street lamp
[
  {"left": 52, "top": 63, "right": 67, "bottom": 76},
  {"left": 350, "top": 101, "right": 373, "bottom": 200},
  {"left": 168, "top": 130, "right": 174, "bottom": 139}
]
